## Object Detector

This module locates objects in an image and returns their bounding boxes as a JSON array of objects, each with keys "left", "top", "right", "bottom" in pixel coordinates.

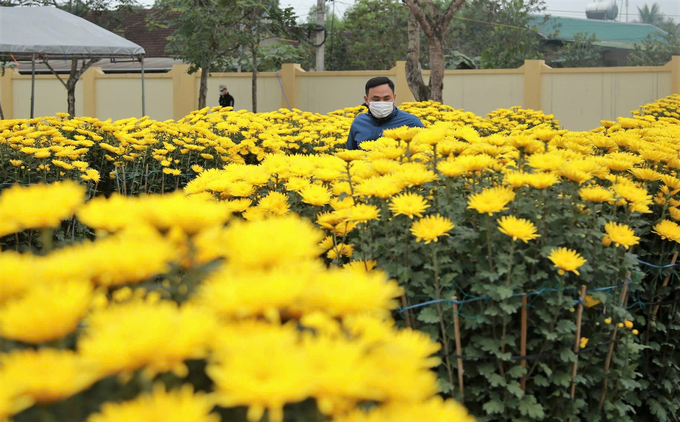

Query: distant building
[{"left": 530, "top": 16, "right": 668, "bottom": 66}]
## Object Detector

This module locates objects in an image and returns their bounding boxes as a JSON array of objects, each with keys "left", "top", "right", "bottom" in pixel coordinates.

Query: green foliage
[
  {"left": 149, "top": 0, "right": 242, "bottom": 75},
  {"left": 628, "top": 32, "right": 680, "bottom": 67},
  {"left": 452, "top": 0, "right": 548, "bottom": 69},
  {"left": 551, "top": 32, "right": 601, "bottom": 68}
]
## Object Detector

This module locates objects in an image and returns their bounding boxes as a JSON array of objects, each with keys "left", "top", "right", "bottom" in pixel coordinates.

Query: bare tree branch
[
  {"left": 41, "top": 59, "right": 68, "bottom": 89},
  {"left": 440, "top": 0, "right": 466, "bottom": 37},
  {"left": 403, "top": 0, "right": 435, "bottom": 40}
]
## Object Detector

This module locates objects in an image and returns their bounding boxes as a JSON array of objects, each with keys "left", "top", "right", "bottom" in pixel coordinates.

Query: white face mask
[{"left": 369, "top": 101, "right": 394, "bottom": 118}]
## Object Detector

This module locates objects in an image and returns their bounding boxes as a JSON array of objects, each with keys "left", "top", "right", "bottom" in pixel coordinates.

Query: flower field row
[
  {"left": 3, "top": 95, "right": 680, "bottom": 421},
  {"left": 0, "top": 103, "right": 556, "bottom": 197}
]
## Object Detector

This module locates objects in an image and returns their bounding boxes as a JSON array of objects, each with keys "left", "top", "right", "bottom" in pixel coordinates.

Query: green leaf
[
  {"left": 519, "top": 395, "right": 545, "bottom": 418},
  {"left": 487, "top": 373, "right": 506, "bottom": 387},
  {"left": 438, "top": 378, "right": 454, "bottom": 394},
  {"left": 417, "top": 307, "right": 440, "bottom": 324},
  {"left": 648, "top": 399, "right": 668, "bottom": 421},
  {"left": 506, "top": 365, "right": 526, "bottom": 378},
  {"left": 533, "top": 374, "right": 549, "bottom": 386},
  {"left": 483, "top": 400, "right": 505, "bottom": 415},
  {"left": 507, "top": 381, "right": 524, "bottom": 398}
]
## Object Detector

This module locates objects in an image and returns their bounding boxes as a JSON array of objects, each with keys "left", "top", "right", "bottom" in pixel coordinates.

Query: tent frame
[
  {"left": 16, "top": 52, "right": 146, "bottom": 119},
  {"left": 0, "top": 6, "right": 146, "bottom": 119}
]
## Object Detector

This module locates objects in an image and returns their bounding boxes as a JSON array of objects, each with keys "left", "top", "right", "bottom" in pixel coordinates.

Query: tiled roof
[{"left": 85, "top": 9, "right": 176, "bottom": 57}]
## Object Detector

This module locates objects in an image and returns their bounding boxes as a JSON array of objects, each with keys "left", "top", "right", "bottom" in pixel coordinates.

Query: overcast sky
[{"left": 280, "top": 0, "right": 680, "bottom": 23}]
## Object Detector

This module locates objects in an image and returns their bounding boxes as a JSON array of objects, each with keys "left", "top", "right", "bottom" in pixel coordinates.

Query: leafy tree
[
  {"left": 150, "top": 0, "right": 242, "bottom": 109},
  {"left": 637, "top": 3, "right": 664, "bottom": 26},
  {"left": 628, "top": 31, "right": 680, "bottom": 66},
  {"left": 550, "top": 32, "right": 601, "bottom": 68},
  {"left": 451, "top": 0, "right": 548, "bottom": 69},
  {"left": 229, "top": 0, "right": 300, "bottom": 111},
  {"left": 339, "top": 0, "right": 410, "bottom": 70}
]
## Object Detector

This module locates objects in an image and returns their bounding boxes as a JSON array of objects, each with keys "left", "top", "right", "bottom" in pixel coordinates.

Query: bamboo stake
[
  {"left": 114, "top": 167, "right": 121, "bottom": 194},
  {"left": 520, "top": 294, "right": 528, "bottom": 391},
  {"left": 569, "top": 285, "right": 588, "bottom": 406},
  {"left": 452, "top": 296, "right": 465, "bottom": 403},
  {"left": 598, "top": 272, "right": 631, "bottom": 411},
  {"left": 121, "top": 164, "right": 127, "bottom": 196},
  {"left": 144, "top": 164, "right": 149, "bottom": 194},
  {"left": 652, "top": 251, "right": 678, "bottom": 317},
  {"left": 401, "top": 294, "right": 411, "bottom": 328}
]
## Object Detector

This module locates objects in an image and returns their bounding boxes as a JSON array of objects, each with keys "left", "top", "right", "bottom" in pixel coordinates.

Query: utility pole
[{"left": 316, "top": 0, "right": 325, "bottom": 71}]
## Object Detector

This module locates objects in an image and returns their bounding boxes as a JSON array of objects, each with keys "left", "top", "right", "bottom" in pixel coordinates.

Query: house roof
[
  {"left": 529, "top": 15, "right": 668, "bottom": 50},
  {"left": 85, "top": 9, "right": 176, "bottom": 58},
  {"left": 0, "top": 6, "right": 145, "bottom": 58}
]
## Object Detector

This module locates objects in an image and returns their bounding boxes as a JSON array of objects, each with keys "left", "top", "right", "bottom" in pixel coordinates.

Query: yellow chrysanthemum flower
[
  {"left": 526, "top": 172, "right": 560, "bottom": 189},
  {"left": 547, "top": 247, "right": 587, "bottom": 276},
  {"left": 327, "top": 243, "right": 354, "bottom": 259},
  {"left": 584, "top": 295, "right": 601, "bottom": 308},
  {"left": 0, "top": 181, "right": 85, "bottom": 232},
  {"left": 354, "top": 175, "right": 404, "bottom": 199},
  {"left": 343, "top": 260, "right": 378, "bottom": 273},
  {"left": 257, "top": 191, "right": 290, "bottom": 216},
  {"left": 346, "top": 204, "right": 381, "bottom": 223},
  {"left": 467, "top": 186, "right": 516, "bottom": 216},
  {"left": 0, "top": 280, "right": 92, "bottom": 344},
  {"left": 579, "top": 186, "right": 614, "bottom": 203},
  {"left": 79, "top": 300, "right": 217, "bottom": 378},
  {"left": 603, "top": 221, "right": 639, "bottom": 248},
  {"left": 81, "top": 168, "right": 101, "bottom": 183},
  {"left": 223, "top": 216, "right": 324, "bottom": 269},
  {"left": 652, "top": 219, "right": 680, "bottom": 243},
  {"left": 410, "top": 215, "right": 455, "bottom": 244},
  {"left": 630, "top": 167, "right": 663, "bottom": 182},
  {"left": 332, "top": 396, "right": 475, "bottom": 422},
  {"left": 389, "top": 193, "right": 430, "bottom": 219},
  {"left": 497, "top": 216, "right": 540, "bottom": 243},
  {"left": 87, "top": 384, "right": 219, "bottom": 422},
  {"left": 300, "top": 184, "right": 332, "bottom": 206},
  {"left": 0, "top": 349, "right": 100, "bottom": 404}
]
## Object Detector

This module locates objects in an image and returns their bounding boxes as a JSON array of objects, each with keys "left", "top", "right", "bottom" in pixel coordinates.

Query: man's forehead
[{"left": 367, "top": 84, "right": 393, "bottom": 97}]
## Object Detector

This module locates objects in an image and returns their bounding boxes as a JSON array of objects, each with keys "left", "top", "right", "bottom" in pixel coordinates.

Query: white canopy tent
[{"left": 0, "top": 6, "right": 146, "bottom": 117}]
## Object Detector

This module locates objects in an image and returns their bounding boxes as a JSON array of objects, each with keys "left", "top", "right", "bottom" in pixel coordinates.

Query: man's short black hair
[{"left": 365, "top": 77, "right": 395, "bottom": 95}]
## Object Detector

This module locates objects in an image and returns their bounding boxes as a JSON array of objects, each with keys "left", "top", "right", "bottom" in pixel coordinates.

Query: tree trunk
[
  {"left": 428, "top": 39, "right": 445, "bottom": 103},
  {"left": 60, "top": 57, "right": 99, "bottom": 118},
  {"left": 252, "top": 46, "right": 258, "bottom": 113},
  {"left": 406, "top": 12, "right": 430, "bottom": 101},
  {"left": 67, "top": 58, "right": 78, "bottom": 117},
  {"left": 198, "top": 61, "right": 209, "bottom": 109},
  {"left": 402, "top": 0, "right": 467, "bottom": 103}
]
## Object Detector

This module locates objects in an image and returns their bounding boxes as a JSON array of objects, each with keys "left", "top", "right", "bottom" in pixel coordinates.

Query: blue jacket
[{"left": 346, "top": 108, "right": 424, "bottom": 150}]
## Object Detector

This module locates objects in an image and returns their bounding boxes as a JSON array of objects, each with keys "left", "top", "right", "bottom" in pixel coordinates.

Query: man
[
  {"left": 346, "top": 76, "right": 424, "bottom": 150},
  {"left": 219, "top": 85, "right": 235, "bottom": 108}
]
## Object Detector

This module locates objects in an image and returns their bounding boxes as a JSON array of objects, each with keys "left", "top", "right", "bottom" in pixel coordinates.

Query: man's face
[
  {"left": 221, "top": 88, "right": 228, "bottom": 94},
  {"left": 364, "top": 84, "right": 395, "bottom": 104}
]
